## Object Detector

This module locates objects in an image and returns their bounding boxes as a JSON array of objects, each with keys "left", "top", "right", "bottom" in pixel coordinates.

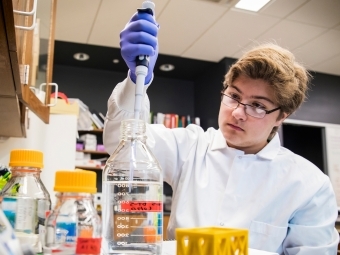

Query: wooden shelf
[
  {"left": 78, "top": 129, "right": 103, "bottom": 134},
  {"left": 75, "top": 165, "right": 103, "bottom": 171},
  {"left": 77, "top": 150, "right": 108, "bottom": 155}
]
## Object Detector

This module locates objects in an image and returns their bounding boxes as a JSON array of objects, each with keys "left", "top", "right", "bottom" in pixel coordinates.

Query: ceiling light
[
  {"left": 73, "top": 53, "right": 90, "bottom": 61},
  {"left": 113, "top": 59, "right": 120, "bottom": 64},
  {"left": 234, "top": 0, "right": 271, "bottom": 12},
  {"left": 159, "top": 64, "right": 175, "bottom": 72}
]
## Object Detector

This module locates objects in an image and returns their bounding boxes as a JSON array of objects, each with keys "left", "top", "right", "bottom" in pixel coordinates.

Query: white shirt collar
[
  {"left": 210, "top": 129, "right": 228, "bottom": 151},
  {"left": 211, "top": 130, "right": 281, "bottom": 160},
  {"left": 256, "top": 133, "right": 281, "bottom": 160}
]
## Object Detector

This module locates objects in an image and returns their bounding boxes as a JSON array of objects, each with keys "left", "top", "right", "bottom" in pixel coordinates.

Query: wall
[
  {"left": 53, "top": 58, "right": 340, "bottom": 130},
  {"left": 290, "top": 72, "right": 340, "bottom": 124},
  {"left": 194, "top": 58, "right": 236, "bottom": 130},
  {"left": 53, "top": 65, "right": 127, "bottom": 115},
  {"left": 54, "top": 49, "right": 340, "bottom": 129},
  {"left": 53, "top": 65, "right": 195, "bottom": 118}
]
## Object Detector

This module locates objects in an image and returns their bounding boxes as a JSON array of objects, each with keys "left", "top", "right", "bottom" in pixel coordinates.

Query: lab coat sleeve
[
  {"left": 103, "top": 73, "right": 150, "bottom": 155},
  {"left": 282, "top": 177, "right": 339, "bottom": 255}
]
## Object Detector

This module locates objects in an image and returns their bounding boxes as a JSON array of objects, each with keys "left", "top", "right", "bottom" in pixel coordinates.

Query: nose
[{"left": 232, "top": 104, "right": 247, "bottom": 121}]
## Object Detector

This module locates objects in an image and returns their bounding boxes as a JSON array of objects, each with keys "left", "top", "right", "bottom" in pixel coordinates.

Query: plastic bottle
[
  {"left": 0, "top": 149, "right": 51, "bottom": 253},
  {"left": 44, "top": 169, "right": 101, "bottom": 255},
  {"left": 102, "top": 119, "right": 163, "bottom": 255}
]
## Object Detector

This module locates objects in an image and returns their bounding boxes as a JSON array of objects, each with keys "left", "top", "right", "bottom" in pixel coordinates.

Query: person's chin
[{"left": 222, "top": 129, "right": 244, "bottom": 142}]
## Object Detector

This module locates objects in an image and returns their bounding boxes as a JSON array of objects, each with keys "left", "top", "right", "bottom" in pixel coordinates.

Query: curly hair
[{"left": 223, "top": 43, "right": 311, "bottom": 140}]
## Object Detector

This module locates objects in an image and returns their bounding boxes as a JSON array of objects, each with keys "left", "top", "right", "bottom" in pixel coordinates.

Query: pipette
[
  {"left": 130, "top": 1, "right": 155, "bottom": 192},
  {"left": 134, "top": 1, "right": 155, "bottom": 120}
]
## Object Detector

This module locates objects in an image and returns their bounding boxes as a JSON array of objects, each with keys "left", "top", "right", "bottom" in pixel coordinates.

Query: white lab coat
[{"left": 103, "top": 76, "right": 339, "bottom": 255}]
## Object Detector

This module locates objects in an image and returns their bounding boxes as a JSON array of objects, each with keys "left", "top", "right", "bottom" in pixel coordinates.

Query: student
[{"left": 103, "top": 11, "right": 339, "bottom": 254}]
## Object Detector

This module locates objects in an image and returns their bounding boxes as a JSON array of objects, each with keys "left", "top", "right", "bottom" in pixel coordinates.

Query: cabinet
[{"left": 0, "top": 0, "right": 57, "bottom": 137}]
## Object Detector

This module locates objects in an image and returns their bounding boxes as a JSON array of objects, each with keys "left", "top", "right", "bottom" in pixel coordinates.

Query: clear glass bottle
[
  {"left": 102, "top": 119, "right": 163, "bottom": 255},
  {"left": 0, "top": 149, "right": 51, "bottom": 253},
  {"left": 44, "top": 169, "right": 102, "bottom": 255}
]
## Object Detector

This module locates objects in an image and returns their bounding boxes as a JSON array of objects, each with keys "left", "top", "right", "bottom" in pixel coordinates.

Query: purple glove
[{"left": 120, "top": 12, "right": 159, "bottom": 84}]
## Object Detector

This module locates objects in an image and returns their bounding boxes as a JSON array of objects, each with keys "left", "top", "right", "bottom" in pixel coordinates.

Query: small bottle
[
  {"left": 0, "top": 149, "right": 51, "bottom": 253},
  {"left": 102, "top": 119, "right": 163, "bottom": 255},
  {"left": 44, "top": 169, "right": 101, "bottom": 255}
]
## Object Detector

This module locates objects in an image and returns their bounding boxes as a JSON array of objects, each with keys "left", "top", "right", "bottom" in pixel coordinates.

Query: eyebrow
[{"left": 228, "top": 84, "right": 275, "bottom": 105}]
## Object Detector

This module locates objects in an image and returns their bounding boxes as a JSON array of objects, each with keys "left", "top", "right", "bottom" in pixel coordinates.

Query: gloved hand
[{"left": 120, "top": 12, "right": 159, "bottom": 84}]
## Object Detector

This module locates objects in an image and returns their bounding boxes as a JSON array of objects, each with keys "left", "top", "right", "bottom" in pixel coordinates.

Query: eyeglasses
[{"left": 220, "top": 93, "right": 281, "bottom": 119}]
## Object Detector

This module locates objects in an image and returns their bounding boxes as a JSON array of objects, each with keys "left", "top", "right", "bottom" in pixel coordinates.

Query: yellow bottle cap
[
  {"left": 9, "top": 149, "right": 44, "bottom": 169},
  {"left": 54, "top": 169, "right": 97, "bottom": 194}
]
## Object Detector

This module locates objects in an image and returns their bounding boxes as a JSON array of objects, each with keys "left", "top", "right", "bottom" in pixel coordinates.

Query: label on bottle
[
  {"left": 120, "top": 201, "right": 162, "bottom": 212},
  {"left": 75, "top": 237, "right": 102, "bottom": 255}
]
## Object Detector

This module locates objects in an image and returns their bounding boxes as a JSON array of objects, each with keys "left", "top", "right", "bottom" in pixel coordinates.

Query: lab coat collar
[
  {"left": 211, "top": 130, "right": 281, "bottom": 160},
  {"left": 210, "top": 129, "right": 229, "bottom": 151},
  {"left": 256, "top": 133, "right": 281, "bottom": 160}
]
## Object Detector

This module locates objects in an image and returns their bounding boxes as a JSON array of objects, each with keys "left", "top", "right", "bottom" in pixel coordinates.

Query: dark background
[{"left": 282, "top": 124, "right": 327, "bottom": 173}]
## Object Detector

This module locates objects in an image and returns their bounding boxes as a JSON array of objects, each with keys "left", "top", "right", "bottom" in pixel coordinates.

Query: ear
[{"left": 275, "top": 112, "right": 289, "bottom": 127}]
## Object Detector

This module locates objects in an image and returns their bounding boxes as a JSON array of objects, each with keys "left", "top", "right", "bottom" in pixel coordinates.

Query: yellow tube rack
[{"left": 176, "top": 227, "right": 248, "bottom": 255}]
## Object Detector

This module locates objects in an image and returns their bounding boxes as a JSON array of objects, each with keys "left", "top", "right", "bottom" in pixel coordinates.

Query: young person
[{"left": 103, "top": 11, "right": 339, "bottom": 254}]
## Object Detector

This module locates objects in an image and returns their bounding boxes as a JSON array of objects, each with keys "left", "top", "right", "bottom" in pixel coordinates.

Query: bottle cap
[
  {"left": 9, "top": 149, "right": 44, "bottom": 169},
  {"left": 54, "top": 169, "right": 97, "bottom": 193}
]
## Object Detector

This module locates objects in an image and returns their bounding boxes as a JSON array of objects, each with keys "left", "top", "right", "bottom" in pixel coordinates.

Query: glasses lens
[
  {"left": 222, "top": 94, "right": 267, "bottom": 118},
  {"left": 222, "top": 95, "right": 238, "bottom": 108},
  {"left": 245, "top": 106, "right": 266, "bottom": 118}
]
